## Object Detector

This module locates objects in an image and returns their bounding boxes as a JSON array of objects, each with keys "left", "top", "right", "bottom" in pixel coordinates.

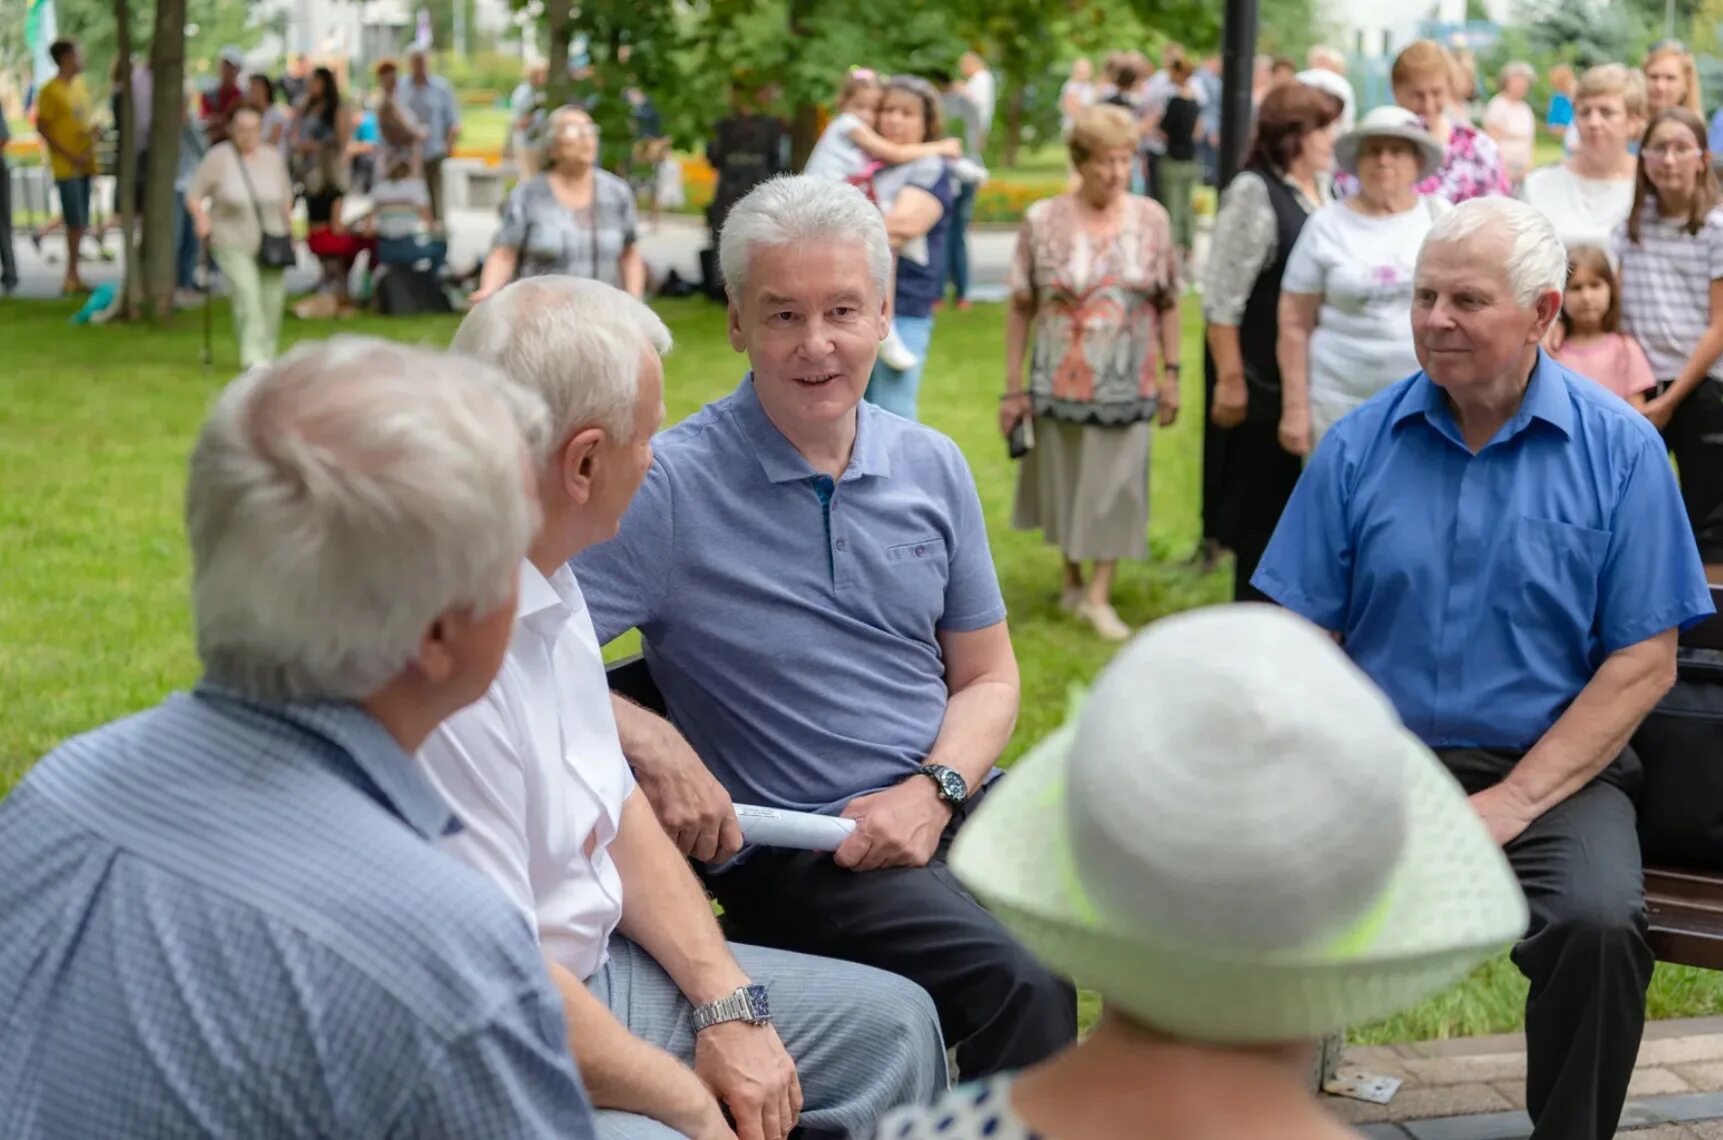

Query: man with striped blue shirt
[{"left": 0, "top": 339, "right": 596, "bottom": 1139}]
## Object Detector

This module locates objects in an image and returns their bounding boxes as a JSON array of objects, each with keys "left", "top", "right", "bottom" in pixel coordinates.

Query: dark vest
[{"left": 1238, "top": 165, "right": 1313, "bottom": 402}]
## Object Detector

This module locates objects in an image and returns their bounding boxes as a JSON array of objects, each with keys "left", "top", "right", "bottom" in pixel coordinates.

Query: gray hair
[
  {"left": 540, "top": 104, "right": 594, "bottom": 168},
  {"left": 718, "top": 175, "right": 892, "bottom": 300},
  {"left": 451, "top": 275, "right": 672, "bottom": 460},
  {"left": 1420, "top": 197, "right": 1567, "bottom": 307},
  {"left": 1498, "top": 60, "right": 1536, "bottom": 88},
  {"left": 186, "top": 337, "right": 548, "bottom": 703}
]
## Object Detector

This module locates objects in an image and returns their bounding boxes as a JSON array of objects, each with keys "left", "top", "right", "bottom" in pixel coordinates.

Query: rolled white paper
[{"left": 734, "top": 804, "right": 857, "bottom": 852}]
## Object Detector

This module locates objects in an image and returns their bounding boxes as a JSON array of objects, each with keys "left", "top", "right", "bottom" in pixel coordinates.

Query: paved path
[
  {"left": 3, "top": 202, "right": 1025, "bottom": 303},
  {"left": 1329, "top": 1016, "right": 1723, "bottom": 1137}
]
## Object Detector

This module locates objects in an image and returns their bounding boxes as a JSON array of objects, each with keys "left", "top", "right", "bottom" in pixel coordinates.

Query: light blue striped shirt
[
  {"left": 404, "top": 74, "right": 461, "bottom": 161},
  {"left": 0, "top": 685, "right": 595, "bottom": 1139}
]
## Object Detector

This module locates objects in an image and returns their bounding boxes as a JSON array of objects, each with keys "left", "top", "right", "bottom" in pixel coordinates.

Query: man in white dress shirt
[{"left": 421, "top": 275, "right": 947, "bottom": 1140}]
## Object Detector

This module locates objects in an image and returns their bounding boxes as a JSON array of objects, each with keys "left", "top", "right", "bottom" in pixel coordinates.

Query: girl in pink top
[{"left": 1551, "top": 245, "right": 1655, "bottom": 409}]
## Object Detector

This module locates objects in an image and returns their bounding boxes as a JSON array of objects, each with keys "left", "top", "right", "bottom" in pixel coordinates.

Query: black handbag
[
  {"left": 1633, "top": 641, "right": 1723, "bottom": 870},
  {"left": 235, "top": 146, "right": 297, "bottom": 270}
]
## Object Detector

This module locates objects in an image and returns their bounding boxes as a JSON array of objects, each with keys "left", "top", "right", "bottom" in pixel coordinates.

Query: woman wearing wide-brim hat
[
  {"left": 1277, "top": 105, "right": 1448, "bottom": 456},
  {"left": 877, "top": 605, "right": 1527, "bottom": 1140}
]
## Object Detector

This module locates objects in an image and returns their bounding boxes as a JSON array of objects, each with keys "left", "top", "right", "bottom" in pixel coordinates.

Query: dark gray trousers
[
  {"left": 0, "top": 156, "right": 18, "bottom": 290},
  {"left": 1440, "top": 749, "right": 1654, "bottom": 1140}
]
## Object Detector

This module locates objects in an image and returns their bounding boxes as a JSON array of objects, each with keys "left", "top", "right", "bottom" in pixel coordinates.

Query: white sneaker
[
  {"left": 1079, "top": 601, "right": 1132, "bottom": 642},
  {"left": 879, "top": 326, "right": 919, "bottom": 372},
  {"left": 951, "top": 157, "right": 990, "bottom": 186}
]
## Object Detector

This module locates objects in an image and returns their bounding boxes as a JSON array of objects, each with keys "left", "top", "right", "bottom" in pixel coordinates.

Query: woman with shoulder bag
[{"left": 186, "top": 106, "right": 295, "bottom": 369}]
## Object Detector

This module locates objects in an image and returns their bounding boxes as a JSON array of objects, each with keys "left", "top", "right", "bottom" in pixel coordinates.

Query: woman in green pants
[
  {"left": 1152, "top": 58, "right": 1203, "bottom": 276},
  {"left": 187, "top": 107, "right": 294, "bottom": 370}
]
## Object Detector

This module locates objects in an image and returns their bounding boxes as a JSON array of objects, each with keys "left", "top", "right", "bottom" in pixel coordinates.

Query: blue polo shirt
[
  {"left": 571, "top": 375, "right": 1008, "bottom": 814},
  {"left": 1253, "top": 352, "right": 1713, "bottom": 751}
]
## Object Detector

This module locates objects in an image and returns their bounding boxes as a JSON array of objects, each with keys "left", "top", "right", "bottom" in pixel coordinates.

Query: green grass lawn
[{"left": 2, "top": 294, "right": 1718, "bottom": 1045}]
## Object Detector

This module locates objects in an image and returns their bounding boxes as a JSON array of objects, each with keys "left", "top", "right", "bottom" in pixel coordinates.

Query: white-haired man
[
  {"left": 425, "top": 276, "right": 947, "bottom": 1140},
  {"left": 569, "top": 177, "right": 1078, "bottom": 1078},
  {"left": 1302, "top": 44, "right": 1356, "bottom": 131},
  {"left": 1254, "top": 198, "right": 1715, "bottom": 1140},
  {"left": 0, "top": 340, "right": 596, "bottom": 1138}
]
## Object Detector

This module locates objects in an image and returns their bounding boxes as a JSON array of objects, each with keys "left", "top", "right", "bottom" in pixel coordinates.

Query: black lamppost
[{"left": 1218, "top": 0, "right": 1260, "bottom": 188}]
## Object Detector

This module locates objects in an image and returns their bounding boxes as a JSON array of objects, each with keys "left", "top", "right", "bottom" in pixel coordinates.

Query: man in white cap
[
  {"left": 1301, "top": 45, "right": 1356, "bottom": 131},
  {"left": 1254, "top": 197, "right": 1714, "bottom": 1139},
  {"left": 876, "top": 605, "right": 1528, "bottom": 1139},
  {"left": 425, "top": 276, "right": 948, "bottom": 1140},
  {"left": 202, "top": 45, "right": 247, "bottom": 145}
]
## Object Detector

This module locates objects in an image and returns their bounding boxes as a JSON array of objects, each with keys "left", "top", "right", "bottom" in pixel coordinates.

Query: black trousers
[
  {"left": 701, "top": 786, "right": 1079, "bottom": 1079},
  {"left": 0, "top": 155, "right": 16, "bottom": 290},
  {"left": 1440, "top": 749, "right": 1654, "bottom": 1140},
  {"left": 1664, "top": 379, "right": 1723, "bottom": 563}
]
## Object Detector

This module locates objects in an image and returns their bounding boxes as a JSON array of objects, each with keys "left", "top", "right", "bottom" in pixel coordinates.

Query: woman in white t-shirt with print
[{"left": 1278, "top": 107, "right": 1447, "bottom": 454}]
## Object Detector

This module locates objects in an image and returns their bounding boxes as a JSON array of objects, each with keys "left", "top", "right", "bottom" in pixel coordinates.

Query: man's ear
[
  {"left": 560, "top": 426, "right": 606, "bottom": 505},
  {"left": 1532, "top": 289, "right": 1563, "bottom": 342},
  {"left": 414, "top": 617, "right": 456, "bottom": 685},
  {"left": 727, "top": 300, "right": 747, "bottom": 353}
]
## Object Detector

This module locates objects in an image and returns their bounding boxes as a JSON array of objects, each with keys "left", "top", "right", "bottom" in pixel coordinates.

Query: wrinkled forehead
[
  {"left": 742, "top": 239, "right": 880, "bottom": 308},
  {"left": 1416, "top": 232, "right": 1515, "bottom": 295}
]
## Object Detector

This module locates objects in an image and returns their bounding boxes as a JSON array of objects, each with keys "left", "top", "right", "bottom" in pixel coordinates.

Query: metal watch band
[{"left": 691, "top": 987, "right": 765, "bottom": 1032}]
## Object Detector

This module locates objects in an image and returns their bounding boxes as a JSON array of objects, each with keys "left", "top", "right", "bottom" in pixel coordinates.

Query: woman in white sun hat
[
  {"left": 876, "top": 604, "right": 1526, "bottom": 1140},
  {"left": 1277, "top": 104, "right": 1446, "bottom": 456}
]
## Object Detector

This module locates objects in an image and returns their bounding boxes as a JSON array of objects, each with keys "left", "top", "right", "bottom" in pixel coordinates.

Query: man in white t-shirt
[
  {"left": 421, "top": 277, "right": 948, "bottom": 1140},
  {"left": 959, "top": 52, "right": 996, "bottom": 151}
]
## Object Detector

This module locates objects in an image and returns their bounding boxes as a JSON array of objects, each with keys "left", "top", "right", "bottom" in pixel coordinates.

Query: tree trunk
[
  {"left": 1003, "top": 82, "right": 1024, "bottom": 168},
  {"left": 112, "top": 0, "right": 140, "bottom": 320},
  {"left": 142, "top": 0, "right": 188, "bottom": 322},
  {"left": 787, "top": 0, "right": 818, "bottom": 168},
  {"left": 544, "top": 0, "right": 575, "bottom": 110}
]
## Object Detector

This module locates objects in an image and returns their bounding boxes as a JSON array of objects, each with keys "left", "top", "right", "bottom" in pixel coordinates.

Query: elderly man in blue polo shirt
[
  {"left": 571, "top": 175, "right": 1078, "bottom": 1078},
  {"left": 0, "top": 340, "right": 595, "bottom": 1137},
  {"left": 1254, "top": 197, "right": 1715, "bottom": 1140}
]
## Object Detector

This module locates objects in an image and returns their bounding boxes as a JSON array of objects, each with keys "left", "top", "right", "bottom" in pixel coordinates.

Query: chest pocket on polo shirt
[
  {"left": 885, "top": 537, "right": 948, "bottom": 566},
  {"left": 1498, "top": 515, "right": 1609, "bottom": 632},
  {"left": 871, "top": 537, "right": 951, "bottom": 636}
]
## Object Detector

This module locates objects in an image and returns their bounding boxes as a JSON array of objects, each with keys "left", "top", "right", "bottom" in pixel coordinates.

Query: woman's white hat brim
[
  {"left": 950, "top": 725, "right": 1528, "bottom": 1044},
  {"left": 1336, "top": 121, "right": 1444, "bottom": 180}
]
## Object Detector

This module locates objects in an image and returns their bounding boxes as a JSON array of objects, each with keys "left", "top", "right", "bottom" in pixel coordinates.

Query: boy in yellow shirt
[{"left": 36, "top": 38, "right": 96, "bottom": 294}]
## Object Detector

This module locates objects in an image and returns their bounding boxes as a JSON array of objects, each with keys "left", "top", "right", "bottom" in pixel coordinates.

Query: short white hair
[
  {"left": 186, "top": 337, "right": 548, "bottom": 703},
  {"left": 719, "top": 175, "right": 891, "bottom": 301},
  {"left": 450, "top": 275, "right": 671, "bottom": 460},
  {"left": 1420, "top": 197, "right": 1567, "bottom": 307}
]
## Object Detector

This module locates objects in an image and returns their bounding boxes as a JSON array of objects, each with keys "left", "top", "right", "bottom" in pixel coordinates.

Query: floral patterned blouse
[
  {"left": 1010, "top": 193, "right": 1182, "bottom": 427},
  {"left": 1337, "top": 119, "right": 1510, "bottom": 204}
]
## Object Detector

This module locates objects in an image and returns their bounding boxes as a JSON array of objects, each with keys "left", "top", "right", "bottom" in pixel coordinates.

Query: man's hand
[
  {"left": 1157, "top": 375, "right": 1180, "bottom": 427},
  {"left": 694, "top": 1023, "right": 801, "bottom": 1140},
  {"left": 633, "top": 718, "right": 744, "bottom": 863},
  {"left": 1211, "top": 371, "right": 1248, "bottom": 429},
  {"left": 1470, "top": 782, "right": 1536, "bottom": 847},
  {"left": 835, "top": 777, "right": 951, "bottom": 872},
  {"left": 1643, "top": 395, "right": 1677, "bottom": 432},
  {"left": 659, "top": 1062, "right": 740, "bottom": 1140}
]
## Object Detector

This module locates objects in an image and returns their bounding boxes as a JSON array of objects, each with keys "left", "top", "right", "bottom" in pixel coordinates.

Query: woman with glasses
[
  {"left": 1616, "top": 107, "right": 1723, "bottom": 575},
  {"left": 1522, "top": 64, "right": 1644, "bottom": 255},
  {"left": 473, "top": 106, "right": 644, "bottom": 301}
]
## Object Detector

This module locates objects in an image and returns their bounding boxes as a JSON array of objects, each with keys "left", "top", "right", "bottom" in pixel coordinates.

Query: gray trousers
[
  {"left": 0, "top": 156, "right": 17, "bottom": 289},
  {"left": 587, "top": 936, "right": 947, "bottom": 1139}
]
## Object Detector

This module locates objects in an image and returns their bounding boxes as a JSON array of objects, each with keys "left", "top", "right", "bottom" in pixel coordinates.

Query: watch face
[
  {"left": 745, "top": 984, "right": 770, "bottom": 1020},
  {"left": 938, "top": 769, "right": 966, "bottom": 800}
]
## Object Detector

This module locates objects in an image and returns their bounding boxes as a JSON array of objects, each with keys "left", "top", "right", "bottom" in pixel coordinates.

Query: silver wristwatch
[{"left": 690, "top": 984, "right": 772, "bottom": 1033}]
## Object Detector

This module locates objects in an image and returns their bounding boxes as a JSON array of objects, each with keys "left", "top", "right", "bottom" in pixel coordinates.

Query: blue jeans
[
  {"left": 57, "top": 176, "right": 92, "bottom": 230},
  {"left": 376, "top": 235, "right": 447, "bottom": 274},
  {"left": 865, "top": 314, "right": 936, "bottom": 421},
  {"left": 172, "top": 197, "right": 199, "bottom": 289},
  {"left": 943, "top": 181, "right": 976, "bottom": 301}
]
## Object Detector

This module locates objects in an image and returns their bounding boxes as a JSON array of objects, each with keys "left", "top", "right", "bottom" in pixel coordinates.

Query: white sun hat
[
  {"left": 1335, "top": 104, "right": 1445, "bottom": 179},
  {"left": 950, "top": 604, "right": 1527, "bottom": 1044}
]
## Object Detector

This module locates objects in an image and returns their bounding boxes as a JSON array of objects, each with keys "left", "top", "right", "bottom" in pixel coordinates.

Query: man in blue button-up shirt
[
  {"left": 405, "top": 48, "right": 461, "bottom": 221},
  {"left": 1256, "top": 198, "right": 1714, "bottom": 1140},
  {"left": 0, "top": 340, "right": 596, "bottom": 1139}
]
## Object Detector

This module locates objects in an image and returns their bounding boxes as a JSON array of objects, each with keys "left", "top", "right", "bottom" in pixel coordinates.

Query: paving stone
[
  {"left": 1640, "top": 1037, "right": 1723, "bottom": 1067},
  {"left": 1342, "top": 1045, "right": 1419, "bottom": 1079},
  {"left": 1619, "top": 1126, "right": 1700, "bottom": 1139},
  {"left": 1648, "top": 1018, "right": 1723, "bottom": 1041},
  {"left": 1403, "top": 1054, "right": 1527, "bottom": 1086},
  {"left": 1490, "top": 1081, "right": 1528, "bottom": 1110},
  {"left": 1632, "top": 1069, "right": 1699, "bottom": 1098},
  {"left": 1685, "top": 1120, "right": 1723, "bottom": 1137},
  {"left": 1674, "top": 1063, "right": 1723, "bottom": 1093},
  {"left": 1402, "top": 1109, "right": 1533, "bottom": 1140},
  {"left": 1395, "top": 1033, "right": 1526, "bottom": 1059}
]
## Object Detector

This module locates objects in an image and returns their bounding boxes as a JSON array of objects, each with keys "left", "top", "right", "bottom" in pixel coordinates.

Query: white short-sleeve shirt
[{"left": 419, "top": 560, "right": 634, "bottom": 982}]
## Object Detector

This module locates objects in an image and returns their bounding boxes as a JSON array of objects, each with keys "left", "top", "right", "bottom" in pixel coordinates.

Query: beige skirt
[{"left": 1012, "top": 418, "right": 1152, "bottom": 561}]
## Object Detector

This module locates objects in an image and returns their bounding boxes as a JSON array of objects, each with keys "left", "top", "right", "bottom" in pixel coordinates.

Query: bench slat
[{"left": 1646, "top": 867, "right": 1723, "bottom": 972}]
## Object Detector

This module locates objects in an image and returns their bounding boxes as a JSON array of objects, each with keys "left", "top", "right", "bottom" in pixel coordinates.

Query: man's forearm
[
  {"left": 611, "top": 790, "right": 749, "bottom": 1004},
  {"left": 925, "top": 676, "right": 1018, "bottom": 792},
  {"left": 545, "top": 956, "right": 707, "bottom": 1122},
  {"left": 612, "top": 694, "right": 669, "bottom": 775},
  {"left": 1504, "top": 631, "right": 1678, "bottom": 820}
]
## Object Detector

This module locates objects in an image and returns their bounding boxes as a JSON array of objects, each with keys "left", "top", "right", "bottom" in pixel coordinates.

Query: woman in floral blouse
[
  {"left": 1001, "top": 104, "right": 1182, "bottom": 642},
  {"left": 1339, "top": 39, "right": 1509, "bottom": 204}
]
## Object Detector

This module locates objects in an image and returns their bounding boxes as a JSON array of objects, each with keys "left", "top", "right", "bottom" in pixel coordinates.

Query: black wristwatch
[{"left": 915, "top": 763, "right": 969, "bottom": 807}]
